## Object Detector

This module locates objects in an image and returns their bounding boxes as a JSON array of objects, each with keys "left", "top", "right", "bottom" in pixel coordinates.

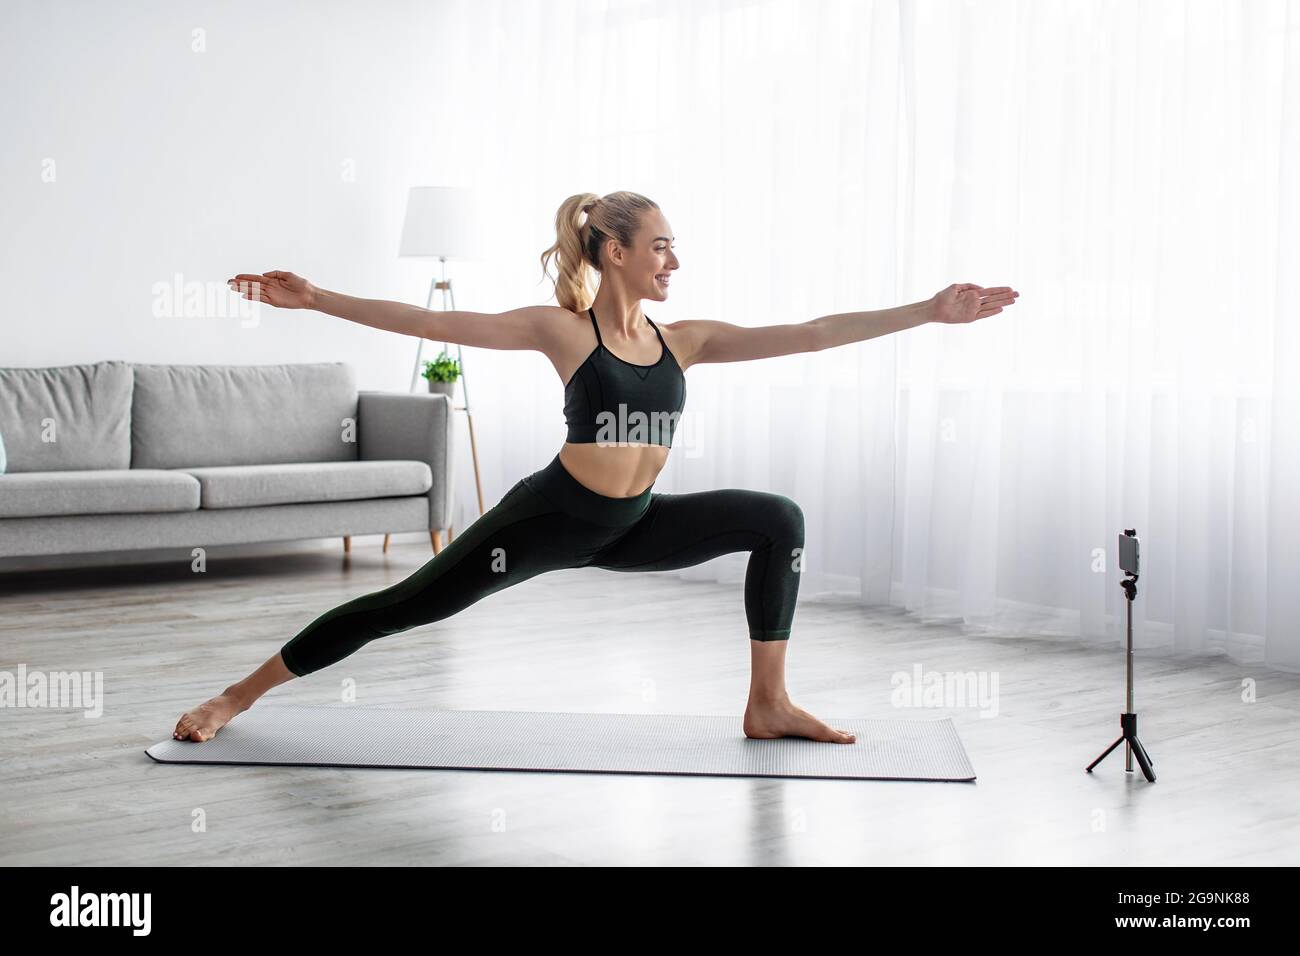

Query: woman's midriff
[{"left": 558, "top": 442, "right": 669, "bottom": 498}]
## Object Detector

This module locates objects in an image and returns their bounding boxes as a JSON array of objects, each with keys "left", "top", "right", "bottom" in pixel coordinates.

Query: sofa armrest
[{"left": 357, "top": 391, "right": 456, "bottom": 530}]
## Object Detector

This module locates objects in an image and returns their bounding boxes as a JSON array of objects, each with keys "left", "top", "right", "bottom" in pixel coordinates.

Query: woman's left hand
[{"left": 931, "top": 283, "right": 1020, "bottom": 324}]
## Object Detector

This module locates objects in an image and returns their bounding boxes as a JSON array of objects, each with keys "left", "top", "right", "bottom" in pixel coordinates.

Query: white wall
[{"left": 1, "top": 0, "right": 470, "bottom": 372}]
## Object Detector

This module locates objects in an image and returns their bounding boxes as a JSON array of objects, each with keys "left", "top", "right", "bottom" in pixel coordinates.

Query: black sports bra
[{"left": 563, "top": 307, "right": 686, "bottom": 447}]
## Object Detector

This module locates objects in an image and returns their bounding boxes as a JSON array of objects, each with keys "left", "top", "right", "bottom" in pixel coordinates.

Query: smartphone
[{"left": 1118, "top": 531, "right": 1139, "bottom": 575}]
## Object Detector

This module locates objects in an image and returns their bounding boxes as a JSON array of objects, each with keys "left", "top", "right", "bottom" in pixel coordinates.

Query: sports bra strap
[
  {"left": 586, "top": 307, "right": 604, "bottom": 347},
  {"left": 645, "top": 314, "right": 667, "bottom": 347},
  {"left": 589, "top": 307, "right": 665, "bottom": 349}
]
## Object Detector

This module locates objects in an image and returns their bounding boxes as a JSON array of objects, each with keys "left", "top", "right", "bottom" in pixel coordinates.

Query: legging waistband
[{"left": 521, "top": 453, "right": 654, "bottom": 528}]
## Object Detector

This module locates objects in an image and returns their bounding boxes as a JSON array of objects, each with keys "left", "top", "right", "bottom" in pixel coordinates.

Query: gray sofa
[{"left": 0, "top": 360, "right": 456, "bottom": 561}]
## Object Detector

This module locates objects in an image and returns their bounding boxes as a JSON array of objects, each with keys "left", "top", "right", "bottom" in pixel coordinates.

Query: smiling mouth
[{"left": 655, "top": 274, "right": 671, "bottom": 286}]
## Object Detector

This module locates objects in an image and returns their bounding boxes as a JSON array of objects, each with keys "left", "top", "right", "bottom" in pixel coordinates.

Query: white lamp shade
[{"left": 398, "top": 186, "right": 487, "bottom": 260}]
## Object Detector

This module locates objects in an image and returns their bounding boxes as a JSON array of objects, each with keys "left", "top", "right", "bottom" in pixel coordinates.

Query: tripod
[{"left": 1086, "top": 567, "right": 1156, "bottom": 782}]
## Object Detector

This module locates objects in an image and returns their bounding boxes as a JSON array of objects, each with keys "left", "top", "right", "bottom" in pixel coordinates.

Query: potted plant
[{"left": 422, "top": 351, "right": 461, "bottom": 397}]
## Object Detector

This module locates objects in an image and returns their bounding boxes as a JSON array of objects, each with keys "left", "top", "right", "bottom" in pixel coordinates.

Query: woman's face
[{"left": 618, "top": 209, "right": 679, "bottom": 302}]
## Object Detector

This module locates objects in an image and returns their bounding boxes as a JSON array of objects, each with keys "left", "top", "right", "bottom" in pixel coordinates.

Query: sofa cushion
[
  {"left": 131, "top": 362, "right": 360, "bottom": 468},
  {"left": 177, "top": 460, "right": 432, "bottom": 509},
  {"left": 0, "top": 469, "right": 200, "bottom": 518},
  {"left": 0, "top": 360, "right": 134, "bottom": 473}
]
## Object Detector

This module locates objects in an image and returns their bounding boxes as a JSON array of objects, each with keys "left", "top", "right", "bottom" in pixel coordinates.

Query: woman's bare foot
[
  {"left": 173, "top": 691, "right": 249, "bottom": 742},
  {"left": 743, "top": 695, "right": 856, "bottom": 743},
  {"left": 170, "top": 653, "right": 298, "bottom": 742}
]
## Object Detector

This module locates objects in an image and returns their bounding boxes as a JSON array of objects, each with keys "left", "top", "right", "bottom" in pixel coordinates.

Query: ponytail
[{"left": 539, "top": 190, "right": 659, "bottom": 312}]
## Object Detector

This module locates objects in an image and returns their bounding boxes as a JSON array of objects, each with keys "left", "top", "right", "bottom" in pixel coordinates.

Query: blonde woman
[{"left": 176, "top": 190, "right": 1018, "bottom": 744}]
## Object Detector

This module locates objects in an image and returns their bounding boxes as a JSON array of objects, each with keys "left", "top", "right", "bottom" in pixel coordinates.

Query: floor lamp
[{"left": 396, "top": 186, "right": 487, "bottom": 552}]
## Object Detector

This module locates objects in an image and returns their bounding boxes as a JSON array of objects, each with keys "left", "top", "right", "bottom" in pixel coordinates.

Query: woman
[{"left": 176, "top": 189, "right": 1018, "bottom": 744}]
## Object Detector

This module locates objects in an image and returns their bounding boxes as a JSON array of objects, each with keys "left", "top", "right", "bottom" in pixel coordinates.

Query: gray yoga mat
[{"left": 146, "top": 705, "right": 976, "bottom": 782}]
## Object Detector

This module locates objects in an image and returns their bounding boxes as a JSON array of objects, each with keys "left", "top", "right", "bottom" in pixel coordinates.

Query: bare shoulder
[
  {"left": 509, "top": 304, "right": 576, "bottom": 325},
  {"left": 540, "top": 305, "right": 587, "bottom": 339},
  {"left": 653, "top": 317, "right": 711, "bottom": 370},
  {"left": 507, "top": 305, "right": 578, "bottom": 349},
  {"left": 529, "top": 306, "right": 593, "bottom": 380}
]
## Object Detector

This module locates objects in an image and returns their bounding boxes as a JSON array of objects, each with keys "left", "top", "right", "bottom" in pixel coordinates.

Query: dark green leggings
[{"left": 279, "top": 453, "right": 805, "bottom": 677}]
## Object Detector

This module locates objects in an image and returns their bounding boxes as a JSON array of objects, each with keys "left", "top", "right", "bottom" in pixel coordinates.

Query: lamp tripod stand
[{"left": 409, "top": 256, "right": 486, "bottom": 527}]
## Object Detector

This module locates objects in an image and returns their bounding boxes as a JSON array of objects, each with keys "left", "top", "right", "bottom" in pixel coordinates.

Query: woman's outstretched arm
[
  {"left": 227, "top": 270, "right": 565, "bottom": 351},
  {"left": 673, "top": 283, "right": 1019, "bottom": 366}
]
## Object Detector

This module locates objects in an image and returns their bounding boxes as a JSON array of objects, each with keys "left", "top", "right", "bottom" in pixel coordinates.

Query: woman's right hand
[{"left": 227, "top": 271, "right": 318, "bottom": 310}]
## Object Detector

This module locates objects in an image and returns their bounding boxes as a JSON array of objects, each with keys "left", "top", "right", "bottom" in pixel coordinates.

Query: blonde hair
[{"left": 539, "top": 190, "right": 659, "bottom": 312}]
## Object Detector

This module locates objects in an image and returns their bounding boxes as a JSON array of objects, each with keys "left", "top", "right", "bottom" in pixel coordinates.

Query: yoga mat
[{"left": 146, "top": 705, "right": 976, "bottom": 782}]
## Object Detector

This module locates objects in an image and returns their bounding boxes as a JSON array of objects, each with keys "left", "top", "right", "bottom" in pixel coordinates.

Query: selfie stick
[{"left": 1086, "top": 529, "right": 1156, "bottom": 782}]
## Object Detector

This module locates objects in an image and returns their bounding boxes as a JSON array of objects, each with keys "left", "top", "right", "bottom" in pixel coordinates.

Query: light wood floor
[{"left": 1, "top": 536, "right": 1297, "bottom": 866}]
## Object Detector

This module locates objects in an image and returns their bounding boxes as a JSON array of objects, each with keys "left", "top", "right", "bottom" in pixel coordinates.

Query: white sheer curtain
[{"left": 433, "top": 0, "right": 1300, "bottom": 670}]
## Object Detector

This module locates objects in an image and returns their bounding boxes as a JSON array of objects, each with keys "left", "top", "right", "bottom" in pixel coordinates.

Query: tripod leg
[
  {"left": 1137, "top": 742, "right": 1154, "bottom": 767},
  {"left": 1128, "top": 738, "right": 1159, "bottom": 780},
  {"left": 1086, "top": 735, "right": 1126, "bottom": 773},
  {"left": 1130, "top": 736, "right": 1156, "bottom": 783}
]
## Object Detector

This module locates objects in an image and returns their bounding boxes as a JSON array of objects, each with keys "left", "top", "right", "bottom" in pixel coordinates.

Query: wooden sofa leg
[
  {"left": 430, "top": 530, "right": 443, "bottom": 553},
  {"left": 383, "top": 533, "right": 390, "bottom": 553},
  {"left": 343, "top": 535, "right": 351, "bottom": 554}
]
